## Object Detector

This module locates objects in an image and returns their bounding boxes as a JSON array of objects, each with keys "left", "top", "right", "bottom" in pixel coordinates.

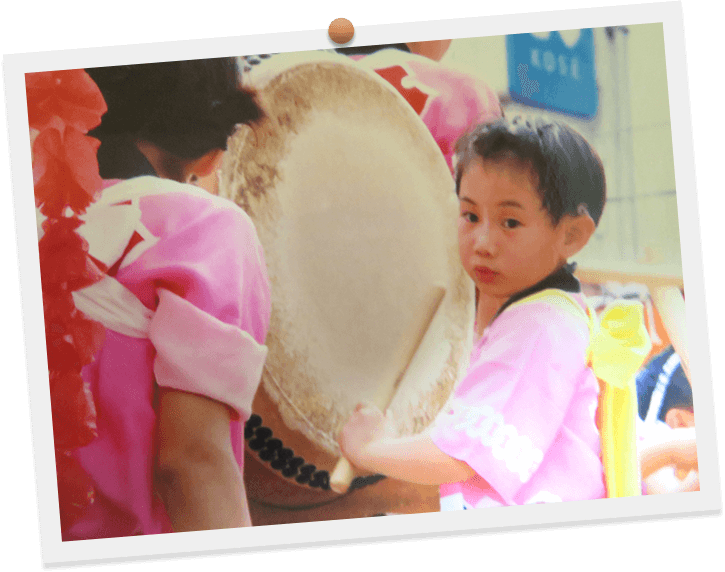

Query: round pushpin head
[{"left": 329, "top": 18, "right": 354, "bottom": 45}]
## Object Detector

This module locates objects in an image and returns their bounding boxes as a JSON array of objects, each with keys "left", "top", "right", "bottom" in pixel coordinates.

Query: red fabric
[
  {"left": 107, "top": 231, "right": 144, "bottom": 277},
  {"left": 26, "top": 69, "right": 107, "bottom": 133},
  {"left": 33, "top": 121, "right": 103, "bottom": 217},
  {"left": 375, "top": 65, "right": 430, "bottom": 115},
  {"left": 26, "top": 69, "right": 107, "bottom": 534}
]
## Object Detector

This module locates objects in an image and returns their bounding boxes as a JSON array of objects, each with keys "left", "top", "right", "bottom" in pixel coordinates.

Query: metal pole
[
  {"left": 605, "top": 28, "right": 625, "bottom": 261},
  {"left": 605, "top": 26, "right": 638, "bottom": 263},
  {"left": 616, "top": 26, "right": 639, "bottom": 262}
]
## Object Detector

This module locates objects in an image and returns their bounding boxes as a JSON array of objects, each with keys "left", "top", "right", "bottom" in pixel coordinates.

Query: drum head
[{"left": 220, "top": 54, "right": 474, "bottom": 494}]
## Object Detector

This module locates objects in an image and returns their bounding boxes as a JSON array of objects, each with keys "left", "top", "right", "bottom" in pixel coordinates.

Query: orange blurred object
[{"left": 328, "top": 18, "right": 354, "bottom": 45}]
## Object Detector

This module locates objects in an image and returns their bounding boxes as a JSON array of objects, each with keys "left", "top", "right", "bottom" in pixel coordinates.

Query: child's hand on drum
[
  {"left": 670, "top": 427, "right": 698, "bottom": 475},
  {"left": 339, "top": 403, "right": 395, "bottom": 468}
]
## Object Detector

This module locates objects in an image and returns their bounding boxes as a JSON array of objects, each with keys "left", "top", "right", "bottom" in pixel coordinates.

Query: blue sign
[{"left": 506, "top": 29, "right": 598, "bottom": 119}]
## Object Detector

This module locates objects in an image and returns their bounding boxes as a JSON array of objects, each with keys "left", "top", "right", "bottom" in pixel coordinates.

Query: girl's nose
[{"left": 474, "top": 222, "right": 497, "bottom": 256}]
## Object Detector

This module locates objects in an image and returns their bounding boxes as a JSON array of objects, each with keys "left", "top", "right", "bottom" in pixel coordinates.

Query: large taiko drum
[{"left": 218, "top": 52, "right": 475, "bottom": 516}]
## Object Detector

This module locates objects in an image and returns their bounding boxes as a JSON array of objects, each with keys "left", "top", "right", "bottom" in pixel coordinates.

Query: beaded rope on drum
[{"left": 244, "top": 414, "right": 385, "bottom": 492}]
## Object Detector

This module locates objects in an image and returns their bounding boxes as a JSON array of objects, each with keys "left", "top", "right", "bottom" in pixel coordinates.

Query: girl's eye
[
  {"left": 503, "top": 218, "right": 521, "bottom": 229},
  {"left": 462, "top": 212, "right": 479, "bottom": 223}
]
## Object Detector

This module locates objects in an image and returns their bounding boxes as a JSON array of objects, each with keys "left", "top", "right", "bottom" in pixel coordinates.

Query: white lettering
[
  {"left": 518, "top": 438, "right": 544, "bottom": 482},
  {"left": 571, "top": 58, "right": 580, "bottom": 80},
  {"left": 445, "top": 399, "right": 544, "bottom": 483},
  {"left": 543, "top": 51, "right": 556, "bottom": 73},
  {"left": 481, "top": 414, "right": 505, "bottom": 448},
  {"left": 531, "top": 48, "right": 541, "bottom": 68}
]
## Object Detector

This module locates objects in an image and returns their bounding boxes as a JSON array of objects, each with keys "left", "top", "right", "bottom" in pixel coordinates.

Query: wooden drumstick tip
[
  {"left": 329, "top": 285, "right": 447, "bottom": 495},
  {"left": 329, "top": 458, "right": 356, "bottom": 494}
]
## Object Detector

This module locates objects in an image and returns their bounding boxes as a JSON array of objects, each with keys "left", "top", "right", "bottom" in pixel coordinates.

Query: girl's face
[{"left": 457, "top": 157, "right": 568, "bottom": 302}]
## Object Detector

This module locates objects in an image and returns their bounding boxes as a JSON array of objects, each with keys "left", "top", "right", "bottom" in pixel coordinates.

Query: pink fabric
[
  {"left": 431, "top": 298, "right": 605, "bottom": 509},
  {"left": 65, "top": 178, "right": 270, "bottom": 540},
  {"left": 352, "top": 50, "right": 502, "bottom": 173},
  {"left": 150, "top": 289, "right": 267, "bottom": 419}
]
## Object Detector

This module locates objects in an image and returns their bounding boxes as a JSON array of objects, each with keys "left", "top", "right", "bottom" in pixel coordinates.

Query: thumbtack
[{"left": 329, "top": 18, "right": 355, "bottom": 45}]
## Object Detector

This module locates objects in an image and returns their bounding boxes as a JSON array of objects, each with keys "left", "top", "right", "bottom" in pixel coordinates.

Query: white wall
[{"left": 441, "top": 23, "right": 681, "bottom": 278}]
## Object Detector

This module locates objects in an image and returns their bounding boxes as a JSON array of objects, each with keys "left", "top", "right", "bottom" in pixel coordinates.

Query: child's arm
[
  {"left": 155, "top": 389, "right": 249, "bottom": 531},
  {"left": 639, "top": 427, "right": 698, "bottom": 480},
  {"left": 339, "top": 404, "right": 478, "bottom": 485}
]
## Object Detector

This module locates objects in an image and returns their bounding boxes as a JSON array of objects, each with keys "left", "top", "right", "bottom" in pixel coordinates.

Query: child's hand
[
  {"left": 339, "top": 403, "right": 396, "bottom": 469},
  {"left": 669, "top": 428, "right": 698, "bottom": 475}
]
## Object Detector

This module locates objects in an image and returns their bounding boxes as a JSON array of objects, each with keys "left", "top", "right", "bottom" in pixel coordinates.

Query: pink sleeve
[
  {"left": 118, "top": 192, "right": 271, "bottom": 417},
  {"left": 431, "top": 303, "right": 590, "bottom": 504},
  {"left": 149, "top": 289, "right": 267, "bottom": 419}
]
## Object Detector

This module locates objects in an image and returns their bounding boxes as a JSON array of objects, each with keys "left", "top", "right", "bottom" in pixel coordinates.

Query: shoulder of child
[
  {"left": 497, "top": 293, "right": 589, "bottom": 335},
  {"left": 104, "top": 176, "right": 256, "bottom": 235},
  {"left": 481, "top": 296, "right": 590, "bottom": 365},
  {"left": 101, "top": 176, "right": 245, "bottom": 210}
]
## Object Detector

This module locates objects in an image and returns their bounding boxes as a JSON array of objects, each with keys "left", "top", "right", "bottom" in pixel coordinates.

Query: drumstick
[
  {"left": 329, "top": 285, "right": 447, "bottom": 494},
  {"left": 650, "top": 286, "right": 691, "bottom": 386}
]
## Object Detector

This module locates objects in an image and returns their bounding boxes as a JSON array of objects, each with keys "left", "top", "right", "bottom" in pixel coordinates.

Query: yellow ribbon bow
[
  {"left": 510, "top": 290, "right": 652, "bottom": 498},
  {"left": 591, "top": 300, "right": 652, "bottom": 497}
]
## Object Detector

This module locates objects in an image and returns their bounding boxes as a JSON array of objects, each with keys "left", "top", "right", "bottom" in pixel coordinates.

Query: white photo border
[{"left": 4, "top": 0, "right": 720, "bottom": 565}]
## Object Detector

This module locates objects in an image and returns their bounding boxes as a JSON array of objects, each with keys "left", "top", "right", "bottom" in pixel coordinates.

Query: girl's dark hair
[
  {"left": 86, "top": 58, "right": 263, "bottom": 178},
  {"left": 335, "top": 43, "right": 411, "bottom": 56},
  {"left": 454, "top": 116, "right": 606, "bottom": 226}
]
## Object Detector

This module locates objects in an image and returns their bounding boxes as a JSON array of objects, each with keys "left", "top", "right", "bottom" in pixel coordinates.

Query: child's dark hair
[
  {"left": 86, "top": 57, "right": 263, "bottom": 178},
  {"left": 454, "top": 116, "right": 606, "bottom": 226}
]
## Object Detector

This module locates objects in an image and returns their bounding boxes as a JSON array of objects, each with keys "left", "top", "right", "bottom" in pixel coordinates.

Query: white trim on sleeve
[
  {"left": 149, "top": 289, "right": 268, "bottom": 417},
  {"left": 72, "top": 276, "right": 153, "bottom": 339}
]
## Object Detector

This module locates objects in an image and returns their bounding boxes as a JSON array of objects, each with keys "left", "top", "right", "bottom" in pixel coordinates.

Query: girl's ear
[
  {"left": 185, "top": 149, "right": 225, "bottom": 181},
  {"left": 561, "top": 211, "right": 596, "bottom": 258},
  {"left": 136, "top": 141, "right": 225, "bottom": 184}
]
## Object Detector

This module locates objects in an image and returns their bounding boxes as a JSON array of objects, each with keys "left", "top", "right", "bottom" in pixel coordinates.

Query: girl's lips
[{"left": 474, "top": 266, "right": 500, "bottom": 284}]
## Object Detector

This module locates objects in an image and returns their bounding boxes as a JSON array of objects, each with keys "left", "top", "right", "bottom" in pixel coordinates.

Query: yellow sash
[{"left": 509, "top": 289, "right": 652, "bottom": 498}]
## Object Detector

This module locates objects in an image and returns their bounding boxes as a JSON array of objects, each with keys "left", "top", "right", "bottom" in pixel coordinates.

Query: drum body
[{"left": 219, "top": 53, "right": 475, "bottom": 513}]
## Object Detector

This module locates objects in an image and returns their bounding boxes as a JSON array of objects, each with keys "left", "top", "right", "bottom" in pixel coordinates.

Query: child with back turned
[
  {"left": 340, "top": 116, "right": 608, "bottom": 509},
  {"left": 29, "top": 59, "right": 270, "bottom": 539}
]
